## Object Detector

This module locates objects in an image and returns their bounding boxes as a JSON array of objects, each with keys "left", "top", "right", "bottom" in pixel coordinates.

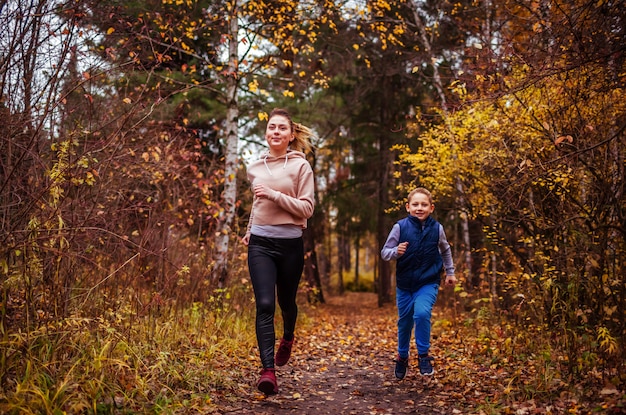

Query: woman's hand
[{"left": 253, "top": 183, "right": 276, "bottom": 199}]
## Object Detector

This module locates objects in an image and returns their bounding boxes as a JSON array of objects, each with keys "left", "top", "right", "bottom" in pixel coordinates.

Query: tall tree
[
  {"left": 214, "top": 0, "right": 240, "bottom": 285},
  {"left": 406, "top": 0, "right": 473, "bottom": 283},
  {"left": 318, "top": 0, "right": 474, "bottom": 304}
]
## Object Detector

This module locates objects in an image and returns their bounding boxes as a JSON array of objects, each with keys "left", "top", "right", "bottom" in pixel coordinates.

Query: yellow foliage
[
  {"left": 597, "top": 326, "right": 618, "bottom": 355},
  {"left": 248, "top": 79, "right": 259, "bottom": 93}
]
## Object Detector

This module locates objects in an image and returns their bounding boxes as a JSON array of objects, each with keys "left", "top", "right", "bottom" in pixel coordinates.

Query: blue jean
[{"left": 396, "top": 283, "right": 439, "bottom": 358}]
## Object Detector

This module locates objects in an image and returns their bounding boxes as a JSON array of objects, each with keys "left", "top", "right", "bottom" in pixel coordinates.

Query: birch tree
[{"left": 214, "top": 0, "right": 240, "bottom": 284}]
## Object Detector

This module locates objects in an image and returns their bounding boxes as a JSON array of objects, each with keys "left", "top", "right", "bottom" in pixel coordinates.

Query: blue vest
[{"left": 395, "top": 216, "right": 443, "bottom": 292}]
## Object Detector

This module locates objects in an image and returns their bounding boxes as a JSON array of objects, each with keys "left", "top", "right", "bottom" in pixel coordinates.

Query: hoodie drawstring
[
  {"left": 263, "top": 154, "right": 271, "bottom": 175},
  {"left": 263, "top": 153, "right": 289, "bottom": 176}
]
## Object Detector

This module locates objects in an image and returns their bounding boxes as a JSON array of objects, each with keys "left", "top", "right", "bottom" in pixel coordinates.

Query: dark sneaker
[
  {"left": 418, "top": 356, "right": 434, "bottom": 376},
  {"left": 275, "top": 337, "right": 294, "bottom": 366},
  {"left": 394, "top": 356, "right": 409, "bottom": 380},
  {"left": 257, "top": 368, "right": 278, "bottom": 395}
]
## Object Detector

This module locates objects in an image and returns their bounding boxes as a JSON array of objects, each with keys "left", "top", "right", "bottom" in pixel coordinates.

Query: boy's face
[{"left": 405, "top": 192, "right": 434, "bottom": 221}]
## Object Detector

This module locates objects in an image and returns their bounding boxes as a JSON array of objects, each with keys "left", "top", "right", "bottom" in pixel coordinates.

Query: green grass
[{"left": 329, "top": 269, "right": 377, "bottom": 293}]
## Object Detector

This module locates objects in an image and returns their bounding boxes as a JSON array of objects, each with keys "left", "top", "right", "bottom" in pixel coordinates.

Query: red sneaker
[
  {"left": 275, "top": 337, "right": 294, "bottom": 366},
  {"left": 257, "top": 368, "right": 278, "bottom": 395}
]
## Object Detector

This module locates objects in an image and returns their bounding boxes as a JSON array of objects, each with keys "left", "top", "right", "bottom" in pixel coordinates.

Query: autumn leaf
[{"left": 554, "top": 135, "right": 573, "bottom": 145}]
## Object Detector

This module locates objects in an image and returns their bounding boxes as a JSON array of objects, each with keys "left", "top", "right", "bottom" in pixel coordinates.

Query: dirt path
[{"left": 225, "top": 292, "right": 453, "bottom": 415}]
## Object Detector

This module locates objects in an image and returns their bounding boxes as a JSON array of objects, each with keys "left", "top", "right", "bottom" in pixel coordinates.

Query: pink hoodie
[{"left": 246, "top": 149, "right": 315, "bottom": 235}]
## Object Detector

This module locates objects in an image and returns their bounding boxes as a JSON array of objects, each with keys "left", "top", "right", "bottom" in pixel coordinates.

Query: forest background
[{"left": 1, "top": 0, "right": 624, "bottom": 413}]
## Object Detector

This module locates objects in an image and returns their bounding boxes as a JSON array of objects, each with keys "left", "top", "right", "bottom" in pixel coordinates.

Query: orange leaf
[{"left": 554, "top": 135, "right": 573, "bottom": 145}]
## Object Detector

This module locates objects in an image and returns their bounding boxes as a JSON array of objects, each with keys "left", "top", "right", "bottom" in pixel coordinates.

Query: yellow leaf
[
  {"left": 107, "top": 27, "right": 115, "bottom": 35},
  {"left": 85, "top": 172, "right": 96, "bottom": 186}
]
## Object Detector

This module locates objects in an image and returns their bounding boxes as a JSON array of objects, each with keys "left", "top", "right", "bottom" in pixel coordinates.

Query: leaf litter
[{"left": 213, "top": 292, "right": 625, "bottom": 414}]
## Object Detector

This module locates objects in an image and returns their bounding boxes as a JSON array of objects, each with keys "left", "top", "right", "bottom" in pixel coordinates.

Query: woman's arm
[{"left": 264, "top": 163, "right": 315, "bottom": 219}]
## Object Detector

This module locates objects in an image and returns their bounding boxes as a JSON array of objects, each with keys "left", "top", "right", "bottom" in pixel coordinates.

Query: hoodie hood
[{"left": 262, "top": 149, "right": 307, "bottom": 176}]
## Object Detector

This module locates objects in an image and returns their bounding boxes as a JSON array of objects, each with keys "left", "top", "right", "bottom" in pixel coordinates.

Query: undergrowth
[
  {"left": 434, "top": 294, "right": 626, "bottom": 413},
  {"left": 0, "top": 288, "right": 257, "bottom": 414},
  {"left": 1, "top": 286, "right": 624, "bottom": 413}
]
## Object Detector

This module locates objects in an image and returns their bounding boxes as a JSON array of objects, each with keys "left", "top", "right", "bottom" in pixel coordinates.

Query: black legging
[{"left": 248, "top": 234, "right": 304, "bottom": 368}]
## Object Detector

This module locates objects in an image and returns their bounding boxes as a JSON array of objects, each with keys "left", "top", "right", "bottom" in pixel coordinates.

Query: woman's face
[{"left": 265, "top": 115, "right": 293, "bottom": 156}]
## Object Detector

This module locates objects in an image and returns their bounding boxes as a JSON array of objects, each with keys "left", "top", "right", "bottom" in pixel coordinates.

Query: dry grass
[{"left": 0, "top": 288, "right": 258, "bottom": 414}]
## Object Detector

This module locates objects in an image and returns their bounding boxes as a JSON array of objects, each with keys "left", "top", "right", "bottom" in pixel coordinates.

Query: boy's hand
[
  {"left": 444, "top": 275, "right": 457, "bottom": 287},
  {"left": 397, "top": 242, "right": 409, "bottom": 256}
]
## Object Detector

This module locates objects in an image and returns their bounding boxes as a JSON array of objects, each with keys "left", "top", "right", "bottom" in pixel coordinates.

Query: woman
[{"left": 242, "top": 108, "right": 315, "bottom": 395}]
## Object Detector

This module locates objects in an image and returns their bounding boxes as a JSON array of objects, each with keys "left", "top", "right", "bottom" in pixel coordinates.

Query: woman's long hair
[{"left": 268, "top": 108, "right": 314, "bottom": 154}]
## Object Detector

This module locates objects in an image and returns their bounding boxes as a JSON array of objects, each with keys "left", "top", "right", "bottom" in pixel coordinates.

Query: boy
[{"left": 381, "top": 188, "right": 456, "bottom": 378}]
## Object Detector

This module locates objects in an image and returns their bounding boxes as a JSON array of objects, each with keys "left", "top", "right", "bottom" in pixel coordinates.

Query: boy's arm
[
  {"left": 438, "top": 225, "right": 455, "bottom": 275},
  {"left": 380, "top": 224, "right": 401, "bottom": 261},
  {"left": 438, "top": 225, "right": 457, "bottom": 286}
]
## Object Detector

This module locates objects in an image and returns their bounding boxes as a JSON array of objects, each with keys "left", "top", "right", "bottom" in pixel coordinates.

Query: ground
[
  {"left": 212, "top": 292, "right": 626, "bottom": 415},
  {"left": 220, "top": 292, "right": 459, "bottom": 415}
]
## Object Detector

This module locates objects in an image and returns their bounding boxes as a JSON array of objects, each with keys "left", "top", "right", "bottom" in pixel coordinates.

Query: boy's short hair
[{"left": 407, "top": 187, "right": 433, "bottom": 204}]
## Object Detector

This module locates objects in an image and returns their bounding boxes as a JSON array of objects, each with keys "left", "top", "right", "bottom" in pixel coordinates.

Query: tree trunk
[
  {"left": 337, "top": 232, "right": 345, "bottom": 295},
  {"left": 214, "top": 0, "right": 239, "bottom": 285},
  {"left": 354, "top": 234, "right": 360, "bottom": 289},
  {"left": 377, "top": 132, "right": 392, "bottom": 306},
  {"left": 302, "top": 150, "right": 325, "bottom": 303},
  {"left": 303, "top": 227, "right": 325, "bottom": 304}
]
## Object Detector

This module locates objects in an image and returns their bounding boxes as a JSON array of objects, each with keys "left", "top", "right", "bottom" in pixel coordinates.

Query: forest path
[{"left": 225, "top": 292, "right": 457, "bottom": 415}]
